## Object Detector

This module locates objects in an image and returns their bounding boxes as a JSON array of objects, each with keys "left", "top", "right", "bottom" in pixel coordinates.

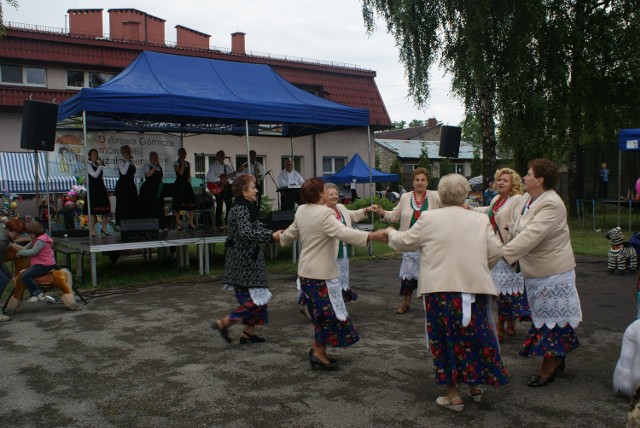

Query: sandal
[
  {"left": 468, "top": 388, "right": 483, "bottom": 403},
  {"left": 436, "top": 396, "right": 464, "bottom": 412},
  {"left": 527, "top": 373, "right": 555, "bottom": 387},
  {"left": 396, "top": 303, "right": 411, "bottom": 314}
]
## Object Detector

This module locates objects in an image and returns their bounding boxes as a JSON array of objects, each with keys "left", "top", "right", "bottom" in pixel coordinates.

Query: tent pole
[
  {"left": 618, "top": 150, "right": 621, "bottom": 227},
  {"left": 367, "top": 126, "right": 373, "bottom": 204},
  {"left": 245, "top": 119, "right": 251, "bottom": 173},
  {"left": 83, "top": 111, "right": 92, "bottom": 247},
  {"left": 34, "top": 149, "right": 40, "bottom": 219},
  {"left": 45, "top": 151, "right": 52, "bottom": 232}
]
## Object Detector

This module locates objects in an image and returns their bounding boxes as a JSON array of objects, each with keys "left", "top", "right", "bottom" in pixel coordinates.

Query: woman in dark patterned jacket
[{"left": 211, "top": 173, "right": 280, "bottom": 344}]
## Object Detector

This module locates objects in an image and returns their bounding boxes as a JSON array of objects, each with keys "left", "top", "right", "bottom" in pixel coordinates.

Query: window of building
[
  {"left": 0, "top": 64, "right": 46, "bottom": 86},
  {"left": 453, "top": 163, "right": 465, "bottom": 175},
  {"left": 322, "top": 156, "right": 346, "bottom": 175},
  {"left": 402, "top": 163, "right": 418, "bottom": 173},
  {"left": 194, "top": 153, "right": 217, "bottom": 182},
  {"left": 67, "top": 70, "right": 115, "bottom": 88}
]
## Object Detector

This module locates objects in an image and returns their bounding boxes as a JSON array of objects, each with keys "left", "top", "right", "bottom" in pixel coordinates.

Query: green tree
[
  {"left": 392, "top": 120, "right": 407, "bottom": 129},
  {"left": 408, "top": 119, "right": 425, "bottom": 127},
  {"left": 0, "top": 1, "right": 19, "bottom": 37},
  {"left": 418, "top": 143, "right": 430, "bottom": 169}
]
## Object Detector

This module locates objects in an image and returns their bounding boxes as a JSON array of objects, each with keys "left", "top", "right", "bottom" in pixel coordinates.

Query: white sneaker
[
  {"left": 27, "top": 294, "right": 47, "bottom": 303},
  {"left": 0, "top": 314, "right": 10, "bottom": 322}
]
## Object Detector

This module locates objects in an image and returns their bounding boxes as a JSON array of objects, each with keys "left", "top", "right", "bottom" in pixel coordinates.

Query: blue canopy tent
[
  {"left": 617, "top": 129, "right": 640, "bottom": 228},
  {"left": 57, "top": 51, "right": 369, "bottom": 137},
  {"left": 323, "top": 153, "right": 399, "bottom": 183},
  {"left": 56, "top": 50, "right": 373, "bottom": 254}
]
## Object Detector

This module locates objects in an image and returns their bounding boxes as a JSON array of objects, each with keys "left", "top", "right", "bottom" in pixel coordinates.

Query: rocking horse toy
[
  {"left": 606, "top": 227, "right": 638, "bottom": 275},
  {"left": 2, "top": 243, "right": 79, "bottom": 314}
]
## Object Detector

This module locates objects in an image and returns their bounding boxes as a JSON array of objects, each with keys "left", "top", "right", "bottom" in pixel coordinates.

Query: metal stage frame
[{"left": 54, "top": 230, "right": 226, "bottom": 287}]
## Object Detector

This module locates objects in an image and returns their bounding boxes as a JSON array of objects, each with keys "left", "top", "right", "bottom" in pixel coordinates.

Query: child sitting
[{"left": 17, "top": 221, "right": 56, "bottom": 302}]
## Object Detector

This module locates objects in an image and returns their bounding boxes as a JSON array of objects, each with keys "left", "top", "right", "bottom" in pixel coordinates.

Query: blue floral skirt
[
  {"left": 519, "top": 323, "right": 580, "bottom": 358},
  {"left": 497, "top": 290, "right": 531, "bottom": 323},
  {"left": 299, "top": 277, "right": 360, "bottom": 348},
  {"left": 228, "top": 287, "right": 268, "bottom": 326},
  {"left": 425, "top": 292, "right": 509, "bottom": 387}
]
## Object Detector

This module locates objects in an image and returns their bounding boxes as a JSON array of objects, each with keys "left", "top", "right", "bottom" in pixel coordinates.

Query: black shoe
[
  {"left": 101, "top": 229, "right": 111, "bottom": 236},
  {"left": 211, "top": 320, "right": 232, "bottom": 344},
  {"left": 527, "top": 373, "right": 555, "bottom": 387},
  {"left": 308, "top": 348, "right": 338, "bottom": 371},
  {"left": 239, "top": 331, "right": 266, "bottom": 344}
]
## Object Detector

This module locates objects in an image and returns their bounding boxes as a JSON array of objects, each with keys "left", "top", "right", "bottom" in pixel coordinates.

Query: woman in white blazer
[
  {"left": 503, "top": 158, "right": 582, "bottom": 387},
  {"left": 474, "top": 168, "right": 529, "bottom": 342},
  {"left": 373, "top": 167, "right": 441, "bottom": 314},
  {"left": 279, "top": 178, "right": 386, "bottom": 370},
  {"left": 385, "top": 174, "right": 508, "bottom": 412}
]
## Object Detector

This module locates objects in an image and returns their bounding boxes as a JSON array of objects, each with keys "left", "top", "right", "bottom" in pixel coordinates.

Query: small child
[{"left": 17, "top": 221, "right": 56, "bottom": 302}]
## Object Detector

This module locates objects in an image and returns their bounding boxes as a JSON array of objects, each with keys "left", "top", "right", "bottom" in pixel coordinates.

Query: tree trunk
[{"left": 478, "top": 88, "right": 497, "bottom": 189}]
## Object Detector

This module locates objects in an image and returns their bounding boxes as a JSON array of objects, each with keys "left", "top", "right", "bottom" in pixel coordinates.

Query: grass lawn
[{"left": 28, "top": 203, "right": 639, "bottom": 290}]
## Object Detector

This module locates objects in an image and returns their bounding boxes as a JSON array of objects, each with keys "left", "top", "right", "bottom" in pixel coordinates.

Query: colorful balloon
[{"left": 10, "top": 201, "right": 17, "bottom": 210}]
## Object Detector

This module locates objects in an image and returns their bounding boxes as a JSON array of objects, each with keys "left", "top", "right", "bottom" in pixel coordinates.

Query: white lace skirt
[
  {"left": 336, "top": 257, "right": 350, "bottom": 291},
  {"left": 524, "top": 269, "right": 582, "bottom": 329},
  {"left": 399, "top": 250, "right": 420, "bottom": 280},
  {"left": 491, "top": 259, "right": 525, "bottom": 295}
]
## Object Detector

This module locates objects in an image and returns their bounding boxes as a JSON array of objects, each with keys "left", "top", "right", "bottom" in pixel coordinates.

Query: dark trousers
[
  {"left": 215, "top": 188, "right": 233, "bottom": 226},
  {"left": 22, "top": 264, "right": 56, "bottom": 296},
  {"left": 600, "top": 181, "right": 608, "bottom": 199}
]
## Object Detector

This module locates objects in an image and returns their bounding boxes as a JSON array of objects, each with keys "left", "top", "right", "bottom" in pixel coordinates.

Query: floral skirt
[
  {"left": 425, "top": 292, "right": 509, "bottom": 387},
  {"left": 299, "top": 277, "right": 360, "bottom": 348},
  {"left": 228, "top": 287, "right": 268, "bottom": 326},
  {"left": 497, "top": 291, "right": 531, "bottom": 324},
  {"left": 519, "top": 323, "right": 580, "bottom": 358}
]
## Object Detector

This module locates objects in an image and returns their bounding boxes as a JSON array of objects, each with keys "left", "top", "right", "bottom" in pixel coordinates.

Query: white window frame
[
  {"left": 322, "top": 156, "right": 347, "bottom": 175},
  {"left": 66, "top": 70, "right": 115, "bottom": 89},
  {"left": 0, "top": 64, "right": 46, "bottom": 87}
]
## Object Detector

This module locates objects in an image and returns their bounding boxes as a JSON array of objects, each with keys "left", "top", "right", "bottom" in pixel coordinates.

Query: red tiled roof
[{"left": 0, "top": 27, "right": 393, "bottom": 128}]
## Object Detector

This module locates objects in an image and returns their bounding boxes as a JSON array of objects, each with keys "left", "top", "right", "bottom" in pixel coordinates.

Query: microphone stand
[{"left": 265, "top": 170, "right": 280, "bottom": 210}]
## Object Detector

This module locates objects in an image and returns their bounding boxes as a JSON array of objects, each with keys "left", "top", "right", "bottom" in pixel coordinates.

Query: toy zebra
[{"left": 606, "top": 227, "right": 638, "bottom": 275}]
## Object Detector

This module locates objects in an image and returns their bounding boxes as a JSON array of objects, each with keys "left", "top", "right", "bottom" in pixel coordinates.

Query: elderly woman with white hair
[{"left": 384, "top": 174, "right": 508, "bottom": 412}]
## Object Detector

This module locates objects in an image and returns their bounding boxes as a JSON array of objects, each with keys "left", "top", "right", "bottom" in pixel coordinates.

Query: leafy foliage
[{"left": 0, "top": 1, "right": 19, "bottom": 38}]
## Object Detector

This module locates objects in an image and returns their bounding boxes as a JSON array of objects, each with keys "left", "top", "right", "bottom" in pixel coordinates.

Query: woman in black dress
[
  {"left": 139, "top": 151, "right": 165, "bottom": 229},
  {"left": 84, "top": 148, "right": 111, "bottom": 237},
  {"left": 115, "top": 145, "right": 139, "bottom": 225},
  {"left": 172, "top": 147, "right": 196, "bottom": 230}
]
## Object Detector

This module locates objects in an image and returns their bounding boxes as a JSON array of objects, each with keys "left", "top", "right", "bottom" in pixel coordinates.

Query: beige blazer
[
  {"left": 388, "top": 206, "right": 502, "bottom": 296},
  {"left": 280, "top": 203, "right": 369, "bottom": 280},
  {"left": 474, "top": 194, "right": 524, "bottom": 243},
  {"left": 503, "top": 190, "right": 575, "bottom": 278},
  {"left": 382, "top": 190, "right": 441, "bottom": 231}
]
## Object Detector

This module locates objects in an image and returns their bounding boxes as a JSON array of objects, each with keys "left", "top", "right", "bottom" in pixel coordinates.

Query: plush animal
[
  {"left": 606, "top": 227, "right": 638, "bottom": 275},
  {"left": 614, "top": 320, "right": 640, "bottom": 398},
  {"left": 3, "top": 243, "right": 76, "bottom": 313}
]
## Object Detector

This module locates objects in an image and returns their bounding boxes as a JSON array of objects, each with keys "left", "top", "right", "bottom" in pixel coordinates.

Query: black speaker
[
  {"left": 195, "top": 194, "right": 213, "bottom": 210},
  {"left": 20, "top": 100, "right": 59, "bottom": 151},
  {"left": 267, "top": 210, "right": 295, "bottom": 230},
  {"left": 120, "top": 218, "right": 160, "bottom": 242},
  {"left": 438, "top": 125, "right": 462, "bottom": 158}
]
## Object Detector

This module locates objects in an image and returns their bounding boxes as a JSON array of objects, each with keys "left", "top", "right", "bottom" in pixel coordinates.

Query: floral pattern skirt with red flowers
[
  {"left": 299, "top": 277, "right": 360, "bottom": 348},
  {"left": 519, "top": 324, "right": 580, "bottom": 358},
  {"left": 497, "top": 291, "right": 531, "bottom": 323},
  {"left": 425, "top": 292, "right": 509, "bottom": 387},
  {"left": 228, "top": 287, "right": 268, "bottom": 326}
]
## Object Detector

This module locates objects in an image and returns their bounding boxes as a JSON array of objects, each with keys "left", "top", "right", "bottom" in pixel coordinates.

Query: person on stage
[
  {"left": 84, "top": 148, "right": 111, "bottom": 237},
  {"left": 372, "top": 167, "right": 441, "bottom": 314},
  {"left": 211, "top": 174, "right": 280, "bottom": 344},
  {"left": 115, "top": 145, "right": 139, "bottom": 226},
  {"left": 238, "top": 150, "right": 265, "bottom": 209},
  {"left": 503, "top": 158, "right": 582, "bottom": 387},
  {"left": 277, "top": 159, "right": 304, "bottom": 211},
  {"left": 384, "top": 173, "right": 508, "bottom": 412},
  {"left": 473, "top": 167, "right": 529, "bottom": 342},
  {"left": 139, "top": 151, "right": 165, "bottom": 230},
  {"left": 206, "top": 150, "right": 234, "bottom": 230},
  {"left": 278, "top": 178, "right": 387, "bottom": 370},
  {"left": 172, "top": 148, "right": 197, "bottom": 230}
]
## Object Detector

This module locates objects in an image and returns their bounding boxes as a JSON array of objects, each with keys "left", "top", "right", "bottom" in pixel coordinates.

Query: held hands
[
  {"left": 366, "top": 204, "right": 385, "bottom": 217},
  {"left": 368, "top": 227, "right": 394, "bottom": 243},
  {"left": 272, "top": 229, "right": 284, "bottom": 242}
]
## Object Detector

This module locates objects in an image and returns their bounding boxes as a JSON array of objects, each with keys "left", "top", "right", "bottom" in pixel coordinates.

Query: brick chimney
[
  {"left": 231, "top": 32, "right": 246, "bottom": 55},
  {"left": 427, "top": 117, "right": 438, "bottom": 128},
  {"left": 68, "top": 9, "right": 103, "bottom": 38},
  {"left": 176, "top": 25, "right": 211, "bottom": 50},
  {"left": 108, "top": 9, "right": 166, "bottom": 44}
]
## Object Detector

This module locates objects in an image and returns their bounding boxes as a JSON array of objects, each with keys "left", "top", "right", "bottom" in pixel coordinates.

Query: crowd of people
[{"left": 208, "top": 157, "right": 583, "bottom": 413}]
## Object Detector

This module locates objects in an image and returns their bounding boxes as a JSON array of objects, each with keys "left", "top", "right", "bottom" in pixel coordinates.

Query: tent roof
[
  {"left": 323, "top": 153, "right": 399, "bottom": 184},
  {"left": 0, "top": 152, "right": 76, "bottom": 194},
  {"left": 57, "top": 51, "right": 370, "bottom": 138}
]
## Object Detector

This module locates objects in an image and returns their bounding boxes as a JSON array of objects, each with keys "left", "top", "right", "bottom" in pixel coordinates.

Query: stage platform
[{"left": 54, "top": 229, "right": 227, "bottom": 287}]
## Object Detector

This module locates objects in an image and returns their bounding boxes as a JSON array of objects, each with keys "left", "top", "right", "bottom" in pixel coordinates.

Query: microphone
[{"left": 265, "top": 170, "right": 272, "bottom": 175}]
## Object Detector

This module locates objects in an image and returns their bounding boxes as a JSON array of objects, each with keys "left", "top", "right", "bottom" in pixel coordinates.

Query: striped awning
[{"left": 0, "top": 152, "right": 77, "bottom": 194}]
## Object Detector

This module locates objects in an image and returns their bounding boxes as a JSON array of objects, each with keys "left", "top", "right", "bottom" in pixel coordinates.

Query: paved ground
[{"left": 0, "top": 254, "right": 636, "bottom": 427}]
